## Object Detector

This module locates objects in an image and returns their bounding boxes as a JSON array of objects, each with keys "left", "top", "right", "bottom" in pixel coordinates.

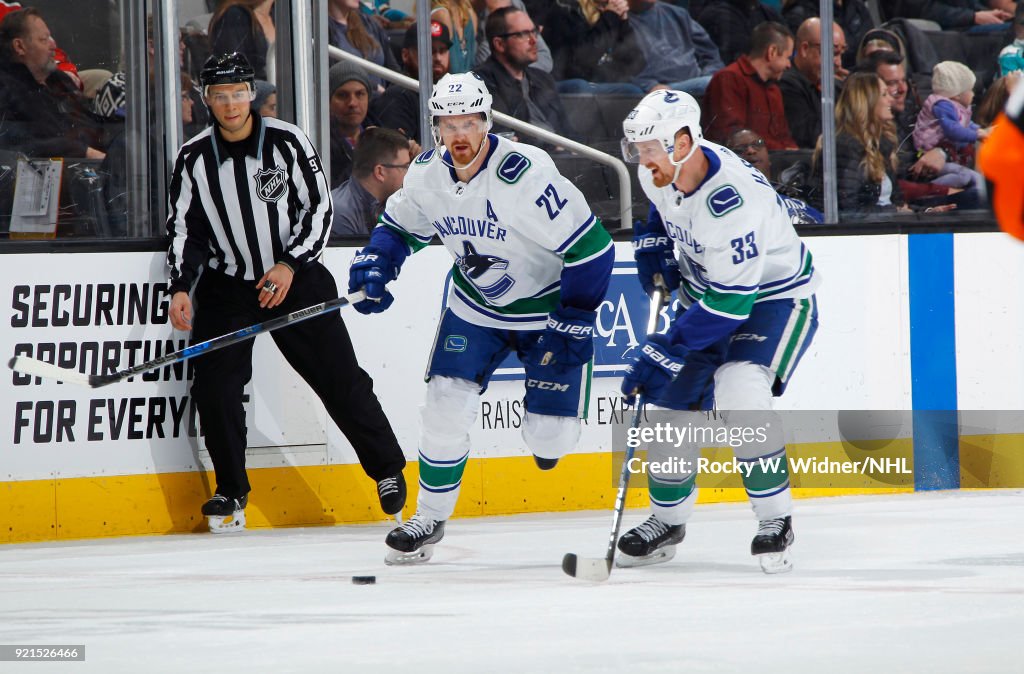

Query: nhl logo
[{"left": 254, "top": 167, "right": 286, "bottom": 203}]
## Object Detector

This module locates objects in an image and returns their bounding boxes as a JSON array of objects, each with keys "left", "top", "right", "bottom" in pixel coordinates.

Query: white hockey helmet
[
  {"left": 621, "top": 90, "right": 703, "bottom": 167},
  {"left": 429, "top": 72, "right": 493, "bottom": 143}
]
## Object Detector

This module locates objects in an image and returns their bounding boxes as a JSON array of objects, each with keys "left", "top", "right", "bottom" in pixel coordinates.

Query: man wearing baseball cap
[{"left": 369, "top": 20, "right": 451, "bottom": 143}]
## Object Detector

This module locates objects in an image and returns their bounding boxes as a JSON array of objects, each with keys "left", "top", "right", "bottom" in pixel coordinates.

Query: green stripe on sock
[
  {"left": 649, "top": 474, "right": 695, "bottom": 505},
  {"left": 741, "top": 452, "right": 789, "bottom": 493},
  {"left": 418, "top": 455, "right": 468, "bottom": 489}
]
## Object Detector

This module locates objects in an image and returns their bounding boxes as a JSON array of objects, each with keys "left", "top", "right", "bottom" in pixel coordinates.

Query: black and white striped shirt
[{"left": 166, "top": 113, "right": 332, "bottom": 294}]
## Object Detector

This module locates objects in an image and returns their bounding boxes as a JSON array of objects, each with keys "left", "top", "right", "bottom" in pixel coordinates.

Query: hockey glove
[
  {"left": 621, "top": 333, "right": 686, "bottom": 405},
  {"left": 347, "top": 246, "right": 397, "bottom": 314},
  {"left": 633, "top": 231, "right": 681, "bottom": 297},
  {"left": 525, "top": 306, "right": 597, "bottom": 370}
]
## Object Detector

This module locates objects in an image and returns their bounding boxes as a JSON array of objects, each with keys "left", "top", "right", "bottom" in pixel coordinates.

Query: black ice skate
[
  {"left": 533, "top": 455, "right": 559, "bottom": 470},
  {"left": 751, "top": 515, "right": 794, "bottom": 574},
  {"left": 376, "top": 472, "right": 407, "bottom": 516},
  {"left": 385, "top": 514, "right": 445, "bottom": 565},
  {"left": 615, "top": 515, "right": 686, "bottom": 568},
  {"left": 202, "top": 493, "right": 248, "bottom": 534}
]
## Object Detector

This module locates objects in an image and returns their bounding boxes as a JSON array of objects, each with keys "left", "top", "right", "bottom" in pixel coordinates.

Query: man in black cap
[
  {"left": 369, "top": 20, "right": 451, "bottom": 144},
  {"left": 166, "top": 53, "right": 408, "bottom": 533}
]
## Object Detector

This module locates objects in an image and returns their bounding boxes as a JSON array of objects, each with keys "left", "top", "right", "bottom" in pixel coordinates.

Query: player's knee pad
[
  {"left": 420, "top": 376, "right": 480, "bottom": 458},
  {"left": 713, "top": 361, "right": 774, "bottom": 412},
  {"left": 713, "top": 363, "right": 784, "bottom": 461},
  {"left": 522, "top": 412, "right": 580, "bottom": 460}
]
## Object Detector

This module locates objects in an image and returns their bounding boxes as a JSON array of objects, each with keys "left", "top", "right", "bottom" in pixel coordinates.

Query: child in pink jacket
[{"left": 914, "top": 60, "right": 990, "bottom": 190}]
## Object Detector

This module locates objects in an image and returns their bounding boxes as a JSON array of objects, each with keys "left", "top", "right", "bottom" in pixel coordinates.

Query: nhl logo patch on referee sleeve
[{"left": 254, "top": 167, "right": 287, "bottom": 203}]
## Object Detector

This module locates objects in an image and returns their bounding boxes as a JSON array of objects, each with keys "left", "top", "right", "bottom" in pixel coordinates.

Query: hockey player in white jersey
[
  {"left": 347, "top": 72, "right": 614, "bottom": 564},
  {"left": 618, "top": 90, "right": 820, "bottom": 573}
]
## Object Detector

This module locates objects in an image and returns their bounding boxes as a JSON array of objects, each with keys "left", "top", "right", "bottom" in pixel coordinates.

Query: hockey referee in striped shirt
[{"left": 166, "top": 53, "right": 407, "bottom": 533}]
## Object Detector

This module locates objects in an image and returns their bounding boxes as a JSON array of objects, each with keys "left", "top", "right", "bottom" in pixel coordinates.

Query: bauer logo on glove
[
  {"left": 621, "top": 334, "right": 687, "bottom": 404},
  {"left": 633, "top": 235, "right": 672, "bottom": 250},
  {"left": 641, "top": 342, "right": 684, "bottom": 373},
  {"left": 545, "top": 316, "right": 593, "bottom": 339},
  {"left": 525, "top": 306, "right": 597, "bottom": 369}
]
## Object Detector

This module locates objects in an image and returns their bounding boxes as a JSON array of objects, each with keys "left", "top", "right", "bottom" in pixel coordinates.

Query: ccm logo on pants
[{"left": 526, "top": 379, "right": 571, "bottom": 392}]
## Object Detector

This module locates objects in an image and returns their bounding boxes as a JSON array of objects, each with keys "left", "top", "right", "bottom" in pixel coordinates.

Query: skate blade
[
  {"left": 208, "top": 511, "right": 246, "bottom": 534},
  {"left": 615, "top": 545, "right": 677, "bottom": 568},
  {"left": 757, "top": 549, "right": 793, "bottom": 574},
  {"left": 384, "top": 543, "right": 435, "bottom": 566}
]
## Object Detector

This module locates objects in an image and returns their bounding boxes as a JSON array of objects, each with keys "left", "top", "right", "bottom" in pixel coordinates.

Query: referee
[{"left": 166, "top": 53, "right": 407, "bottom": 533}]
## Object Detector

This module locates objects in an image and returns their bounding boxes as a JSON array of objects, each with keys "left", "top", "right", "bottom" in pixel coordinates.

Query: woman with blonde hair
[
  {"left": 813, "top": 71, "right": 906, "bottom": 214},
  {"left": 209, "top": 0, "right": 276, "bottom": 81},
  {"left": 432, "top": 0, "right": 477, "bottom": 73},
  {"left": 327, "top": 0, "right": 400, "bottom": 92},
  {"left": 542, "top": 0, "right": 646, "bottom": 94}
]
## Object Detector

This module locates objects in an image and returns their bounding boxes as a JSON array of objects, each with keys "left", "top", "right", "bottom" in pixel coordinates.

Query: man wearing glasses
[
  {"left": 331, "top": 127, "right": 413, "bottom": 237},
  {"left": 166, "top": 53, "right": 408, "bottom": 532},
  {"left": 476, "top": 6, "right": 573, "bottom": 137}
]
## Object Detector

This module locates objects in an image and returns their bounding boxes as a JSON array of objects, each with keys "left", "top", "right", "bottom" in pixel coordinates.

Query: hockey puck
[{"left": 351, "top": 575, "right": 376, "bottom": 585}]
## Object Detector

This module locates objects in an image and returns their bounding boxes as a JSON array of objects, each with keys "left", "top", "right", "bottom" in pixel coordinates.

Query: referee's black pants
[{"left": 189, "top": 262, "right": 406, "bottom": 498}]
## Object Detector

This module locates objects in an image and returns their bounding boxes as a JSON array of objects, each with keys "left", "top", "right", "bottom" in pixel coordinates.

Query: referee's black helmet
[{"left": 200, "top": 52, "right": 255, "bottom": 89}]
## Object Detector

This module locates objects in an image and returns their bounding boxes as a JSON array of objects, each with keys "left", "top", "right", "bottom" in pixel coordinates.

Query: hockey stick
[
  {"left": 562, "top": 285, "right": 665, "bottom": 582},
  {"left": 8, "top": 289, "right": 368, "bottom": 388}
]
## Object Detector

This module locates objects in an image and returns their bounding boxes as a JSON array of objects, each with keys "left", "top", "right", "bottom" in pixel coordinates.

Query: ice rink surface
[{"left": 1, "top": 490, "right": 1022, "bottom": 674}]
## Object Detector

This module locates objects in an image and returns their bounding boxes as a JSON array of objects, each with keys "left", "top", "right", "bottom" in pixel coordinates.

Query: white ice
[{"left": 1, "top": 491, "right": 1022, "bottom": 674}]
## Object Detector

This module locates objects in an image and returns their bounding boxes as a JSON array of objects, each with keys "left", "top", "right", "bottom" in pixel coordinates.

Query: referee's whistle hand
[
  {"left": 256, "top": 263, "right": 295, "bottom": 309},
  {"left": 169, "top": 292, "right": 192, "bottom": 331}
]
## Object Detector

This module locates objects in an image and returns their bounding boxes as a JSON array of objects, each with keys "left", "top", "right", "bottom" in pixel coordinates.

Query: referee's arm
[
  {"left": 279, "top": 131, "right": 333, "bottom": 270},
  {"left": 166, "top": 146, "right": 211, "bottom": 296}
]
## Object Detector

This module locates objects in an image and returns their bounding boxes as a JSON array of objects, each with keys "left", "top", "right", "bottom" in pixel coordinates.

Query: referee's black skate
[
  {"left": 615, "top": 515, "right": 685, "bottom": 567},
  {"left": 385, "top": 514, "right": 445, "bottom": 565},
  {"left": 202, "top": 493, "right": 248, "bottom": 534},
  {"left": 376, "top": 472, "right": 407, "bottom": 516},
  {"left": 533, "top": 455, "right": 559, "bottom": 470},
  {"left": 752, "top": 515, "right": 794, "bottom": 574}
]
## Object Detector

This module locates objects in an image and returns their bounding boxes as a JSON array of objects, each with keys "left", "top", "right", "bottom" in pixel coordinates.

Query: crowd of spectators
[{"left": 1, "top": 0, "right": 1020, "bottom": 237}]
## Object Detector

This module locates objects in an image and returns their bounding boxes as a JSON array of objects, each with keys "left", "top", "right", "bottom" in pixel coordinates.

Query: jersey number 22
[{"left": 535, "top": 183, "right": 567, "bottom": 220}]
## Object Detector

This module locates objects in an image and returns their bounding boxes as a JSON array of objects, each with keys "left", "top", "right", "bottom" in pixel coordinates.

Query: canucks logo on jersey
[{"left": 456, "top": 241, "right": 515, "bottom": 302}]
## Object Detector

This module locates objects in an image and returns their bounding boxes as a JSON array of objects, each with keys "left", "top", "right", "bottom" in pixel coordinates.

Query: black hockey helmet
[{"left": 200, "top": 52, "right": 255, "bottom": 90}]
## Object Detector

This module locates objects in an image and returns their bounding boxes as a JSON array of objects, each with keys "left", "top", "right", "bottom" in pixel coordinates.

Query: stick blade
[
  {"left": 561, "top": 553, "right": 611, "bottom": 582},
  {"left": 8, "top": 356, "right": 93, "bottom": 387}
]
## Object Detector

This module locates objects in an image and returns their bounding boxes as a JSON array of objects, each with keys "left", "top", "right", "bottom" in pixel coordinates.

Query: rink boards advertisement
[{"left": 1, "top": 234, "right": 1021, "bottom": 541}]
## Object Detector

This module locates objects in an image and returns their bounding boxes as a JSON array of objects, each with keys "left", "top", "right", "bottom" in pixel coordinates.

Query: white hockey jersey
[
  {"left": 378, "top": 134, "right": 613, "bottom": 330},
  {"left": 640, "top": 142, "right": 819, "bottom": 330}
]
